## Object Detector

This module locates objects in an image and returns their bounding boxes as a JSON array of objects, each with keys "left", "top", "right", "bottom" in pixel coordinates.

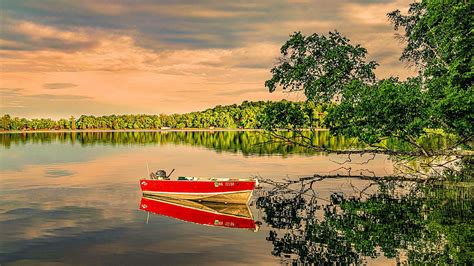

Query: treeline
[{"left": 0, "top": 100, "right": 326, "bottom": 131}]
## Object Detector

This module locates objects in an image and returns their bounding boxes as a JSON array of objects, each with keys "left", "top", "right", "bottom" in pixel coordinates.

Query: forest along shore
[{"left": 0, "top": 100, "right": 326, "bottom": 132}]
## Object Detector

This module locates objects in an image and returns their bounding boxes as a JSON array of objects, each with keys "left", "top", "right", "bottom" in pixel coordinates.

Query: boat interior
[{"left": 148, "top": 169, "right": 255, "bottom": 182}]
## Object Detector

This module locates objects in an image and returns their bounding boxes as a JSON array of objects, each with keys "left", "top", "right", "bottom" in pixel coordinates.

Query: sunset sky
[{"left": 0, "top": 0, "right": 416, "bottom": 118}]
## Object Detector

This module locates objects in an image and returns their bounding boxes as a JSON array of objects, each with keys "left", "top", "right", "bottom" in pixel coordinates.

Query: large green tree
[
  {"left": 265, "top": 31, "right": 378, "bottom": 103},
  {"left": 387, "top": 0, "right": 473, "bottom": 141},
  {"left": 324, "top": 78, "right": 433, "bottom": 152},
  {"left": 265, "top": 1, "right": 473, "bottom": 153}
]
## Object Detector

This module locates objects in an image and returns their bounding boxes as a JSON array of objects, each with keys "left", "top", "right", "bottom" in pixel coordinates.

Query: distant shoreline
[{"left": 0, "top": 128, "right": 328, "bottom": 134}]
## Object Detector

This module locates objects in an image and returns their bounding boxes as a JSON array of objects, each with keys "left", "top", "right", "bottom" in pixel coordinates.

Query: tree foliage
[
  {"left": 265, "top": 31, "right": 378, "bottom": 103},
  {"left": 0, "top": 100, "right": 324, "bottom": 131},
  {"left": 265, "top": 1, "right": 473, "bottom": 152},
  {"left": 325, "top": 78, "right": 432, "bottom": 147},
  {"left": 260, "top": 100, "right": 326, "bottom": 130},
  {"left": 387, "top": 0, "right": 473, "bottom": 141}
]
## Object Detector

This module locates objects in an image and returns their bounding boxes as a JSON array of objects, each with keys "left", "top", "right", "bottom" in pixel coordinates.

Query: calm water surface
[{"left": 0, "top": 132, "right": 471, "bottom": 265}]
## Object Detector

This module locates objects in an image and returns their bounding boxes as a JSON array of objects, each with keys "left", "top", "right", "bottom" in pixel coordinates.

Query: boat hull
[
  {"left": 140, "top": 196, "right": 257, "bottom": 230},
  {"left": 140, "top": 179, "right": 256, "bottom": 204}
]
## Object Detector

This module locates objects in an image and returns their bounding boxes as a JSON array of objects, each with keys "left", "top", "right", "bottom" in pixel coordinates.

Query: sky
[{"left": 0, "top": 0, "right": 416, "bottom": 118}]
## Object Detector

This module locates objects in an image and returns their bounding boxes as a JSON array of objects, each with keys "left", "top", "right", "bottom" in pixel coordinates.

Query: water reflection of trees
[
  {"left": 255, "top": 159, "right": 473, "bottom": 264},
  {"left": 0, "top": 131, "right": 451, "bottom": 156}
]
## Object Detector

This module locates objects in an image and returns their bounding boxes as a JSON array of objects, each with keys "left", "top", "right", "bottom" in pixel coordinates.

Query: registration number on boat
[{"left": 214, "top": 182, "right": 235, "bottom": 187}]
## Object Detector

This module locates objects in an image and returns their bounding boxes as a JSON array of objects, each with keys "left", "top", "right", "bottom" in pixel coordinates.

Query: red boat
[
  {"left": 139, "top": 195, "right": 259, "bottom": 231},
  {"left": 140, "top": 170, "right": 258, "bottom": 204}
]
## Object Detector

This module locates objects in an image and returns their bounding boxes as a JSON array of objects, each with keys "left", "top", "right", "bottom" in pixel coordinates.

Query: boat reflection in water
[{"left": 139, "top": 195, "right": 259, "bottom": 231}]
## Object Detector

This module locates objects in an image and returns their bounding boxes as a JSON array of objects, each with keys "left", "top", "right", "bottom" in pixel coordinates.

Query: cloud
[
  {"left": 44, "top": 169, "right": 75, "bottom": 178},
  {"left": 0, "top": 0, "right": 417, "bottom": 117},
  {"left": 0, "top": 29, "right": 162, "bottom": 72},
  {"left": 1, "top": 23, "right": 279, "bottom": 74},
  {"left": 0, "top": 87, "right": 137, "bottom": 118},
  {"left": 217, "top": 88, "right": 266, "bottom": 96},
  {"left": 1, "top": 19, "right": 100, "bottom": 51},
  {"left": 43, "top": 83, "right": 78, "bottom": 90},
  {"left": 0, "top": 91, "right": 93, "bottom": 113},
  {"left": 1, "top": 0, "right": 410, "bottom": 51},
  {"left": 25, "top": 94, "right": 92, "bottom": 101},
  {"left": 0, "top": 88, "right": 24, "bottom": 97},
  {"left": 0, "top": 88, "right": 25, "bottom": 108}
]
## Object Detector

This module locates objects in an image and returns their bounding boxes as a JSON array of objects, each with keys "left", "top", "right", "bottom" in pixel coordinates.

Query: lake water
[{"left": 0, "top": 131, "right": 472, "bottom": 265}]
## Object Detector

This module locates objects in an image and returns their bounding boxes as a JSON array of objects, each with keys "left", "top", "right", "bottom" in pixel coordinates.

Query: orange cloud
[
  {"left": 15, "top": 21, "right": 91, "bottom": 43},
  {"left": 0, "top": 1, "right": 418, "bottom": 117}
]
